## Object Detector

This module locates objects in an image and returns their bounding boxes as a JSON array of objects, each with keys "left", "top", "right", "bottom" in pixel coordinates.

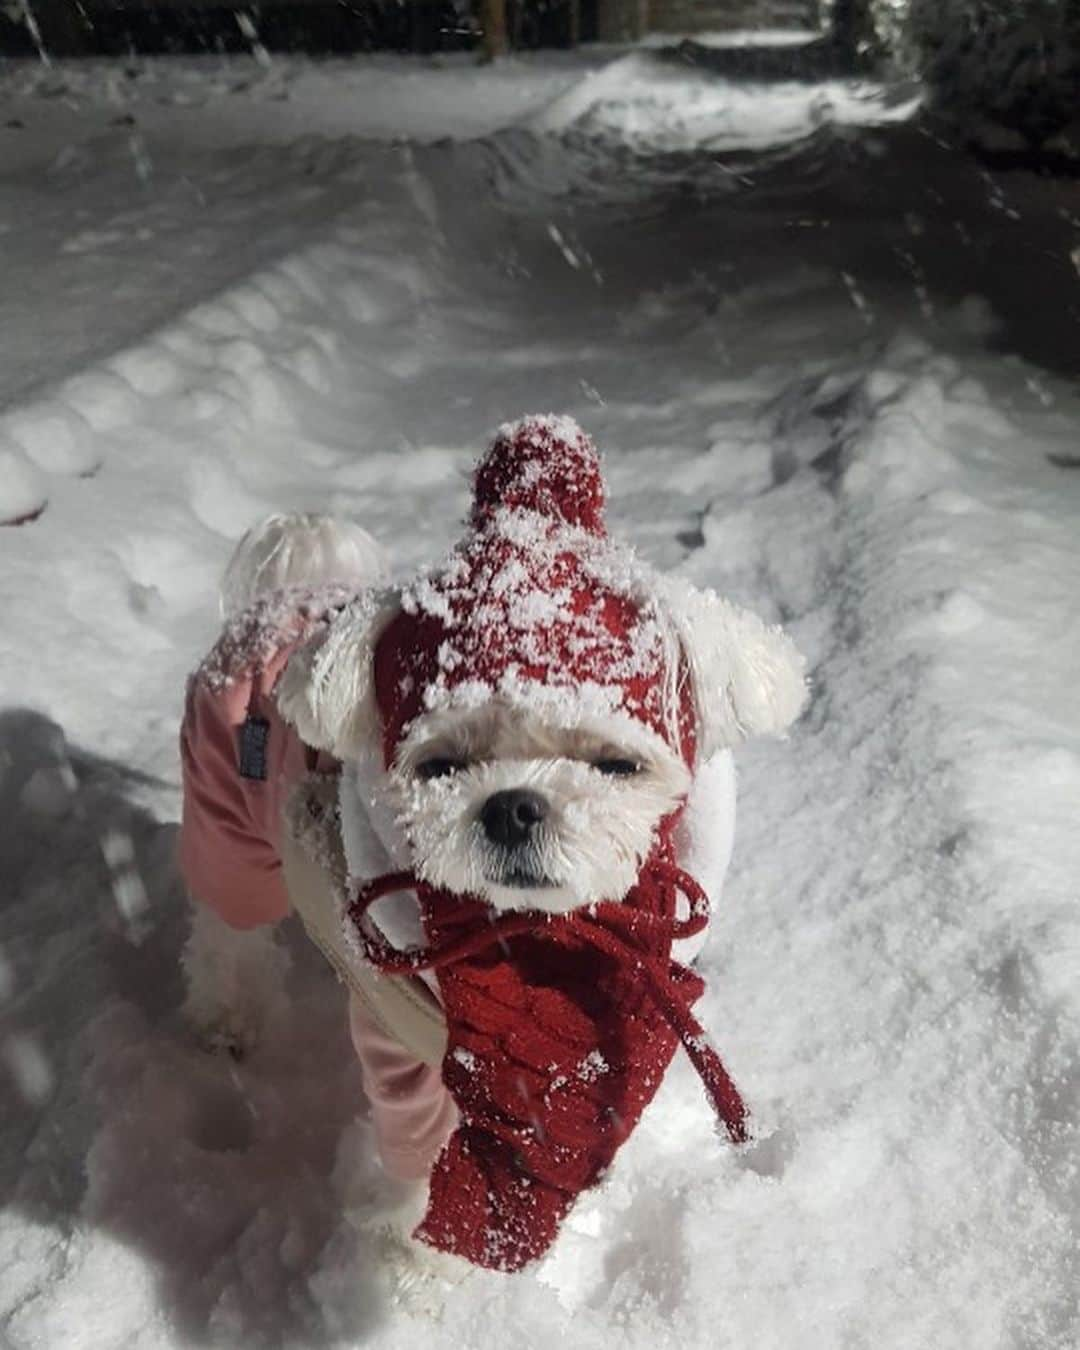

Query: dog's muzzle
[{"left": 479, "top": 788, "right": 555, "bottom": 888}]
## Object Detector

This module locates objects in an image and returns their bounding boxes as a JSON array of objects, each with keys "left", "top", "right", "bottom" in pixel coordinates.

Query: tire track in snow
[{"left": 682, "top": 348, "right": 1079, "bottom": 1346}]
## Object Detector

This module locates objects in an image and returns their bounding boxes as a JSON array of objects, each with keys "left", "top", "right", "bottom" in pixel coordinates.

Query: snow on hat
[
  {"left": 471, "top": 414, "right": 605, "bottom": 534},
  {"left": 373, "top": 414, "right": 691, "bottom": 766},
  {"left": 278, "top": 415, "right": 807, "bottom": 764}
]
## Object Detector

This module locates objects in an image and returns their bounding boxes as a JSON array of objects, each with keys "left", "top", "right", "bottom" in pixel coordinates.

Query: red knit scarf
[{"left": 346, "top": 848, "right": 750, "bottom": 1272}]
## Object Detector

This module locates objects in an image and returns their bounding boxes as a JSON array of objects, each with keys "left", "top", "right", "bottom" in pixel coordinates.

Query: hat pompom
[
  {"left": 472, "top": 414, "right": 605, "bottom": 536},
  {"left": 220, "top": 513, "right": 388, "bottom": 619}
]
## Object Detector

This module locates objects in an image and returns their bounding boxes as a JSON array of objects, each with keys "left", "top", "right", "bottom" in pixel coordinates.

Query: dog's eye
[
  {"left": 416, "top": 757, "right": 466, "bottom": 781},
  {"left": 593, "top": 758, "right": 641, "bottom": 777}
]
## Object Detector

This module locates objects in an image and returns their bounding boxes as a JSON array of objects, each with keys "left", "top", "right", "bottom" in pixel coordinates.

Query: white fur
[
  {"left": 387, "top": 703, "right": 691, "bottom": 914},
  {"left": 338, "top": 751, "right": 400, "bottom": 879},
  {"left": 276, "top": 591, "right": 397, "bottom": 760},
  {"left": 181, "top": 904, "right": 291, "bottom": 1055},
  {"left": 220, "top": 512, "right": 389, "bottom": 619},
  {"left": 672, "top": 748, "right": 736, "bottom": 964},
  {"left": 659, "top": 580, "right": 808, "bottom": 758},
  {"left": 339, "top": 757, "right": 432, "bottom": 957}
]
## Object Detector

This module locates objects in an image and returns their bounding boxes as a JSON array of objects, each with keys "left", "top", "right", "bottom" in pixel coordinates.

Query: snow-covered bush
[
  {"left": 817, "top": 0, "right": 912, "bottom": 57},
  {"left": 907, "top": 0, "right": 1080, "bottom": 145},
  {"left": 822, "top": 0, "right": 1080, "bottom": 147}
]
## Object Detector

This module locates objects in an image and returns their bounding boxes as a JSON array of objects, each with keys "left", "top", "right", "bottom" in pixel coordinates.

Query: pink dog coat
[
  {"left": 178, "top": 589, "right": 346, "bottom": 931},
  {"left": 179, "top": 586, "right": 460, "bottom": 1182}
]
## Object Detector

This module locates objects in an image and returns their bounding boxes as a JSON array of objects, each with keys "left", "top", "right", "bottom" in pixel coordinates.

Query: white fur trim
[
  {"left": 672, "top": 749, "right": 735, "bottom": 965},
  {"left": 660, "top": 580, "right": 808, "bottom": 758},
  {"left": 220, "top": 513, "right": 389, "bottom": 619},
  {"left": 276, "top": 593, "right": 397, "bottom": 758},
  {"left": 339, "top": 755, "right": 399, "bottom": 880},
  {"left": 338, "top": 757, "right": 432, "bottom": 957}
]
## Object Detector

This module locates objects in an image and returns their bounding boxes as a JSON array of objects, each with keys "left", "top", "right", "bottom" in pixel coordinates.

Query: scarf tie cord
[{"left": 346, "top": 856, "right": 750, "bottom": 1272}]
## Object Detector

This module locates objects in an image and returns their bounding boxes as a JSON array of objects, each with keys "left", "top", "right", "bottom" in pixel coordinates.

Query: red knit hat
[
  {"left": 372, "top": 414, "right": 695, "bottom": 768},
  {"left": 278, "top": 414, "right": 807, "bottom": 772}
]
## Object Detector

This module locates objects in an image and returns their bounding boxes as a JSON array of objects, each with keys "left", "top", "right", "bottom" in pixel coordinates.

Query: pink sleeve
[
  {"left": 178, "top": 674, "right": 291, "bottom": 930},
  {"left": 347, "top": 995, "right": 457, "bottom": 1182}
]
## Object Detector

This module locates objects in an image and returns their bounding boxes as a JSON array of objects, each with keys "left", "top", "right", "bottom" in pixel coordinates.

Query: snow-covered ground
[{"left": 1, "top": 47, "right": 1078, "bottom": 1349}]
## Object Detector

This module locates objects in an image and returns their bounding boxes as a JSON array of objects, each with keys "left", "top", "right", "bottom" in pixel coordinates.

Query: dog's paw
[
  {"left": 335, "top": 1137, "right": 473, "bottom": 1315},
  {"left": 377, "top": 1231, "right": 475, "bottom": 1319},
  {"left": 345, "top": 1164, "right": 429, "bottom": 1244}
]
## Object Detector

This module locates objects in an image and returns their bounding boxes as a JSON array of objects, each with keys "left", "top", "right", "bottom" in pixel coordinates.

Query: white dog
[{"left": 179, "top": 415, "right": 806, "bottom": 1278}]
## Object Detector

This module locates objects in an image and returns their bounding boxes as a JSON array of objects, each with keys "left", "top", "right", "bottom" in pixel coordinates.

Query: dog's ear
[
  {"left": 663, "top": 583, "right": 808, "bottom": 758},
  {"left": 277, "top": 593, "right": 395, "bottom": 759}
]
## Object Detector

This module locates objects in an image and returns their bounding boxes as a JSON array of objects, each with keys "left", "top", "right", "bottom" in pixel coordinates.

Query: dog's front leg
[{"left": 181, "top": 902, "right": 291, "bottom": 1057}]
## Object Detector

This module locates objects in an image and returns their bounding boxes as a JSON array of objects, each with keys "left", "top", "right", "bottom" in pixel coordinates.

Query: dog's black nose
[{"left": 480, "top": 789, "right": 548, "bottom": 848}]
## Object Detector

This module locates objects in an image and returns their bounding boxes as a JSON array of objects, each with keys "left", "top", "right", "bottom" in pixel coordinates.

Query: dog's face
[{"left": 388, "top": 702, "right": 691, "bottom": 913}]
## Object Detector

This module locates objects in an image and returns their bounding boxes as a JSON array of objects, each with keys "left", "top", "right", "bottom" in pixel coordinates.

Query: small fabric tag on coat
[{"left": 238, "top": 716, "right": 270, "bottom": 781}]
